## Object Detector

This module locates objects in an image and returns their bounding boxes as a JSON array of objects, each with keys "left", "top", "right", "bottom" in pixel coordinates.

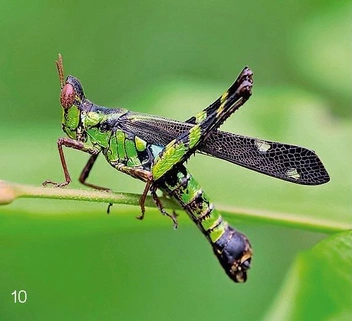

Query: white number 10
[{"left": 11, "top": 290, "right": 27, "bottom": 303}]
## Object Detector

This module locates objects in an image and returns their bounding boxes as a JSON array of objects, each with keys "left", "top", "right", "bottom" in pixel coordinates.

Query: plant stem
[
  {"left": 0, "top": 180, "right": 178, "bottom": 209},
  {"left": 1, "top": 180, "right": 350, "bottom": 234}
]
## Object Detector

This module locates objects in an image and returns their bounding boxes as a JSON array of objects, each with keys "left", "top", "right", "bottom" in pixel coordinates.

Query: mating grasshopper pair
[{"left": 44, "top": 55, "right": 329, "bottom": 282}]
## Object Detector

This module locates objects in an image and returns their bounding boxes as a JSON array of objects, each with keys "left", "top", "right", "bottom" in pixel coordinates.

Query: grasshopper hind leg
[
  {"left": 112, "top": 165, "right": 177, "bottom": 227},
  {"left": 151, "top": 186, "right": 178, "bottom": 229},
  {"left": 79, "top": 154, "right": 112, "bottom": 191},
  {"left": 138, "top": 179, "right": 178, "bottom": 229}
]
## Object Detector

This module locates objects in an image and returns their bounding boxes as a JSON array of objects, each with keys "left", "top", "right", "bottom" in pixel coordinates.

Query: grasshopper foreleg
[{"left": 43, "top": 137, "right": 101, "bottom": 188}]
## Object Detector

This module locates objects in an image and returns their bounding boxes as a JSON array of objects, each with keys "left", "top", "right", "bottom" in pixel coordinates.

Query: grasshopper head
[
  {"left": 213, "top": 225, "right": 252, "bottom": 283},
  {"left": 55, "top": 54, "right": 86, "bottom": 140},
  {"left": 60, "top": 75, "right": 85, "bottom": 109}
]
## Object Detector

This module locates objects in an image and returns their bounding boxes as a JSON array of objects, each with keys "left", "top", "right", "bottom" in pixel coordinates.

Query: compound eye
[{"left": 60, "top": 83, "right": 75, "bottom": 109}]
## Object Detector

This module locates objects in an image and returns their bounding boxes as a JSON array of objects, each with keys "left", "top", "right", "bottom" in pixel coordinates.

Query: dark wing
[
  {"left": 120, "top": 112, "right": 330, "bottom": 185},
  {"left": 198, "top": 131, "right": 330, "bottom": 185}
]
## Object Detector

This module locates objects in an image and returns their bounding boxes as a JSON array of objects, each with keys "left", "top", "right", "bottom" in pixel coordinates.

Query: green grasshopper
[{"left": 44, "top": 55, "right": 329, "bottom": 283}]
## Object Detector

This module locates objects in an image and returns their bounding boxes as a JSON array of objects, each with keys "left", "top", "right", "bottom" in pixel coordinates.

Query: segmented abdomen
[
  {"left": 158, "top": 164, "right": 252, "bottom": 282},
  {"left": 160, "top": 165, "right": 226, "bottom": 242}
]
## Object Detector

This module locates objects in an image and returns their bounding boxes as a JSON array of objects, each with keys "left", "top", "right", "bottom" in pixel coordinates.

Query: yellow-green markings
[
  {"left": 85, "top": 111, "right": 105, "bottom": 127},
  {"left": 62, "top": 105, "right": 80, "bottom": 137},
  {"left": 125, "top": 139, "right": 140, "bottom": 167},
  {"left": 194, "top": 110, "right": 207, "bottom": 123},
  {"left": 216, "top": 91, "right": 229, "bottom": 116},
  {"left": 152, "top": 142, "right": 188, "bottom": 180},
  {"left": 106, "top": 135, "right": 118, "bottom": 162},
  {"left": 164, "top": 172, "right": 225, "bottom": 243},
  {"left": 135, "top": 136, "right": 147, "bottom": 152},
  {"left": 87, "top": 127, "right": 110, "bottom": 148},
  {"left": 152, "top": 121, "right": 202, "bottom": 180},
  {"left": 116, "top": 131, "right": 127, "bottom": 160},
  {"left": 188, "top": 125, "right": 202, "bottom": 149}
]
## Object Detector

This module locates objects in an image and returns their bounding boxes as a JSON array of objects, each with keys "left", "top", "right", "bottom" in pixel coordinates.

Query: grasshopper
[{"left": 44, "top": 55, "right": 329, "bottom": 282}]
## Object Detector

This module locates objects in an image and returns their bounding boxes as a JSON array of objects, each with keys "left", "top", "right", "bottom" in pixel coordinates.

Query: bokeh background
[{"left": 0, "top": 1, "right": 351, "bottom": 320}]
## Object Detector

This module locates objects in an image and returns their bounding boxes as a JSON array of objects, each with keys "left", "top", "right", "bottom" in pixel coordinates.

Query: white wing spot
[
  {"left": 286, "top": 168, "right": 300, "bottom": 180},
  {"left": 254, "top": 139, "right": 271, "bottom": 153}
]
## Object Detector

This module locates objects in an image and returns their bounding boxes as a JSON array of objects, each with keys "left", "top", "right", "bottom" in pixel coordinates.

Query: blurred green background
[{"left": 0, "top": 1, "right": 351, "bottom": 320}]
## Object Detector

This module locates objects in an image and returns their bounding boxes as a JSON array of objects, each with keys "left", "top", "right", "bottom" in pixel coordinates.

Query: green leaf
[{"left": 264, "top": 231, "right": 352, "bottom": 321}]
